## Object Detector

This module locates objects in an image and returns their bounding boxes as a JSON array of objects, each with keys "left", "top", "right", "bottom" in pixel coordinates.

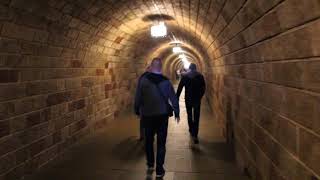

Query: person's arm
[
  {"left": 176, "top": 76, "right": 186, "bottom": 99},
  {"left": 168, "top": 82, "right": 180, "bottom": 118},
  {"left": 134, "top": 77, "right": 143, "bottom": 116},
  {"left": 200, "top": 75, "right": 206, "bottom": 97}
]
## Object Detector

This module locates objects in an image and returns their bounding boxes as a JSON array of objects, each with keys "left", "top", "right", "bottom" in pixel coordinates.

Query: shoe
[
  {"left": 147, "top": 166, "right": 154, "bottom": 171},
  {"left": 156, "top": 172, "right": 165, "bottom": 178},
  {"left": 156, "top": 167, "right": 165, "bottom": 178}
]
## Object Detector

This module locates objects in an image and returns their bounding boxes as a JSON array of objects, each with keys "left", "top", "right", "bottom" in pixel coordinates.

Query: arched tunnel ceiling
[
  {"left": 2, "top": 0, "right": 320, "bottom": 179},
  {"left": 30, "top": 0, "right": 234, "bottom": 74},
  {"left": 11, "top": 0, "right": 311, "bottom": 76}
]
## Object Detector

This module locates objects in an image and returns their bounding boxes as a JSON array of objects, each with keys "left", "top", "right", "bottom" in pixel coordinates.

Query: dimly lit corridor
[
  {"left": 23, "top": 90, "right": 249, "bottom": 180},
  {"left": 0, "top": 0, "right": 320, "bottom": 179}
]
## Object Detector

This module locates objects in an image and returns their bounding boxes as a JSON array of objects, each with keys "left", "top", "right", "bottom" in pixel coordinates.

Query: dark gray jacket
[
  {"left": 177, "top": 71, "right": 206, "bottom": 104},
  {"left": 134, "top": 72, "right": 179, "bottom": 118}
]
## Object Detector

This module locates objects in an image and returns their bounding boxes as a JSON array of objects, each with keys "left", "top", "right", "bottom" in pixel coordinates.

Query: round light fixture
[
  {"left": 173, "top": 46, "right": 183, "bottom": 53},
  {"left": 151, "top": 22, "right": 167, "bottom": 38}
]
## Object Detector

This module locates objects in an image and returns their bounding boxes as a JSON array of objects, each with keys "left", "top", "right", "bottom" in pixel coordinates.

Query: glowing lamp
[
  {"left": 173, "top": 46, "right": 183, "bottom": 53},
  {"left": 151, "top": 22, "right": 167, "bottom": 38}
]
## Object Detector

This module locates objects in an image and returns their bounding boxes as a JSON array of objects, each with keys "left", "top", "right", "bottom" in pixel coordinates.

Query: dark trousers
[
  {"left": 143, "top": 115, "right": 168, "bottom": 171},
  {"left": 140, "top": 118, "right": 145, "bottom": 139},
  {"left": 186, "top": 101, "right": 201, "bottom": 138}
]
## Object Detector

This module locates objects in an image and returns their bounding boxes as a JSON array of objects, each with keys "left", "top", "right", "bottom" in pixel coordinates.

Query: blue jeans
[{"left": 143, "top": 115, "right": 168, "bottom": 172}]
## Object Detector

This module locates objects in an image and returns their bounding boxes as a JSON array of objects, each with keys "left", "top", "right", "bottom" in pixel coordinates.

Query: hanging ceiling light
[
  {"left": 151, "top": 22, "right": 167, "bottom": 38},
  {"left": 173, "top": 46, "right": 183, "bottom": 53}
]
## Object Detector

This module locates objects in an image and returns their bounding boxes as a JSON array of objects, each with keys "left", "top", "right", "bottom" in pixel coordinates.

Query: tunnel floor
[{"left": 24, "top": 90, "right": 249, "bottom": 180}]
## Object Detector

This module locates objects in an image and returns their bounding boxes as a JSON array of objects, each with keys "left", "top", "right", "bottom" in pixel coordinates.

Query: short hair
[{"left": 189, "top": 63, "right": 197, "bottom": 71}]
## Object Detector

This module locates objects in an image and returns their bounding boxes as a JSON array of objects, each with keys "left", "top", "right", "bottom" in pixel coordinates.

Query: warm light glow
[
  {"left": 151, "top": 22, "right": 167, "bottom": 37},
  {"left": 179, "top": 54, "right": 186, "bottom": 59},
  {"left": 173, "top": 47, "right": 183, "bottom": 53},
  {"left": 179, "top": 54, "right": 191, "bottom": 69}
]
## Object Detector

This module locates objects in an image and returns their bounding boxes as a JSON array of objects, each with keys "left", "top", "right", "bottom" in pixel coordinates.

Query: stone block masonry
[
  {"left": 205, "top": 0, "right": 320, "bottom": 179},
  {"left": 0, "top": 0, "right": 319, "bottom": 180},
  {"left": 0, "top": 1, "right": 137, "bottom": 179}
]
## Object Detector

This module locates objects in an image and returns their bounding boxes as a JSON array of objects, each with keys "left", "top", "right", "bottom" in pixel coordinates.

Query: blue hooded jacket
[{"left": 134, "top": 72, "right": 180, "bottom": 118}]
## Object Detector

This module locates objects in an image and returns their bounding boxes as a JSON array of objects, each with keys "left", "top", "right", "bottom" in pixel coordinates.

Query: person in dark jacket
[
  {"left": 134, "top": 58, "right": 180, "bottom": 178},
  {"left": 177, "top": 63, "right": 205, "bottom": 144},
  {"left": 138, "top": 65, "right": 151, "bottom": 141}
]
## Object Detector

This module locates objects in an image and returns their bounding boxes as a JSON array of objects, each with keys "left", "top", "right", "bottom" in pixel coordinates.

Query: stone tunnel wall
[
  {"left": 205, "top": 0, "right": 320, "bottom": 179},
  {"left": 0, "top": 0, "right": 320, "bottom": 180},
  {"left": 0, "top": 1, "right": 138, "bottom": 179}
]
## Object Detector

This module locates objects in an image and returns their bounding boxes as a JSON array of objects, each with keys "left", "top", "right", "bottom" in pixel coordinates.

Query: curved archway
[{"left": 0, "top": 1, "right": 319, "bottom": 179}]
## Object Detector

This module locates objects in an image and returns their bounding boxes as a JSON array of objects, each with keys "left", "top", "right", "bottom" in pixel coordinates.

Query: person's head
[
  {"left": 189, "top": 63, "right": 197, "bottom": 72},
  {"left": 150, "top": 58, "right": 162, "bottom": 73}
]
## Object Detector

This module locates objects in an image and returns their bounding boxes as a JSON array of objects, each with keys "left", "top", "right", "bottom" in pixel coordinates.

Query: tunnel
[{"left": 0, "top": 0, "right": 319, "bottom": 179}]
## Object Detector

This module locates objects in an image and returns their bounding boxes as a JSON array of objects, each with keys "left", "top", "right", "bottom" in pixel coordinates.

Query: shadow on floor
[
  {"left": 111, "top": 137, "right": 145, "bottom": 161},
  {"left": 190, "top": 140, "right": 235, "bottom": 162}
]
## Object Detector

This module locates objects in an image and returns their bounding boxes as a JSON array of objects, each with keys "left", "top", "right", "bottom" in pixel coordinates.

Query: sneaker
[
  {"left": 146, "top": 166, "right": 154, "bottom": 176},
  {"left": 156, "top": 168, "right": 165, "bottom": 178},
  {"left": 147, "top": 166, "right": 154, "bottom": 171},
  {"left": 156, "top": 172, "right": 165, "bottom": 178}
]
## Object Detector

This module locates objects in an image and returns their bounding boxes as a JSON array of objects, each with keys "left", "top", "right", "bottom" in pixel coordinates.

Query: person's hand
[{"left": 175, "top": 117, "right": 180, "bottom": 124}]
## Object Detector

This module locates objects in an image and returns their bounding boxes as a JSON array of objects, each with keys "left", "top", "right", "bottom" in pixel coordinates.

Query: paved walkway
[{"left": 26, "top": 90, "right": 250, "bottom": 180}]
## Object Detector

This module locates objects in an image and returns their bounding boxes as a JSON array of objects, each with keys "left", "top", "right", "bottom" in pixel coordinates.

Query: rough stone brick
[
  {"left": 282, "top": 89, "right": 317, "bottom": 130},
  {"left": 46, "top": 91, "right": 71, "bottom": 106},
  {"left": 0, "top": 102, "right": 15, "bottom": 120},
  {"left": 10, "top": 116, "right": 26, "bottom": 133},
  {"left": 96, "top": 69, "right": 104, "bottom": 76},
  {"left": 302, "top": 60, "right": 320, "bottom": 92},
  {"left": 0, "top": 0, "right": 318, "bottom": 179},
  {"left": 26, "top": 80, "right": 64, "bottom": 96},
  {"left": 26, "top": 111, "right": 42, "bottom": 128},
  {"left": 271, "top": 62, "right": 304, "bottom": 87},
  {"left": 0, "top": 38, "right": 21, "bottom": 53},
  {"left": 38, "top": 45, "right": 63, "bottom": 57},
  {"left": 71, "top": 60, "right": 82, "bottom": 68},
  {"left": 276, "top": 117, "right": 297, "bottom": 155},
  {"left": 1, "top": 22, "right": 35, "bottom": 41},
  {"left": 0, "top": 5, "right": 14, "bottom": 21},
  {"left": 65, "top": 78, "right": 82, "bottom": 90},
  {"left": 21, "top": 42, "right": 40, "bottom": 55},
  {"left": 0, "top": 70, "right": 19, "bottom": 83},
  {"left": 0, "top": 153, "right": 15, "bottom": 174},
  {"left": 114, "top": 36, "right": 124, "bottom": 44},
  {"left": 81, "top": 77, "right": 95, "bottom": 87},
  {"left": 69, "top": 119, "right": 87, "bottom": 135},
  {"left": 28, "top": 138, "right": 46, "bottom": 157},
  {"left": 0, "top": 120, "right": 10, "bottom": 138},
  {"left": 300, "top": 129, "right": 320, "bottom": 176},
  {"left": 0, "top": 83, "right": 26, "bottom": 101},
  {"left": 68, "top": 99, "right": 85, "bottom": 112},
  {"left": 33, "top": 30, "right": 49, "bottom": 43},
  {"left": 277, "top": 0, "right": 320, "bottom": 30},
  {"left": 14, "top": 96, "right": 46, "bottom": 116},
  {"left": 20, "top": 69, "right": 41, "bottom": 82},
  {"left": 15, "top": 147, "right": 29, "bottom": 165}
]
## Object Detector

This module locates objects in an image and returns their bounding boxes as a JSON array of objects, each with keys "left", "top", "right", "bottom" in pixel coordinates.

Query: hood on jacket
[{"left": 145, "top": 73, "right": 168, "bottom": 85}]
